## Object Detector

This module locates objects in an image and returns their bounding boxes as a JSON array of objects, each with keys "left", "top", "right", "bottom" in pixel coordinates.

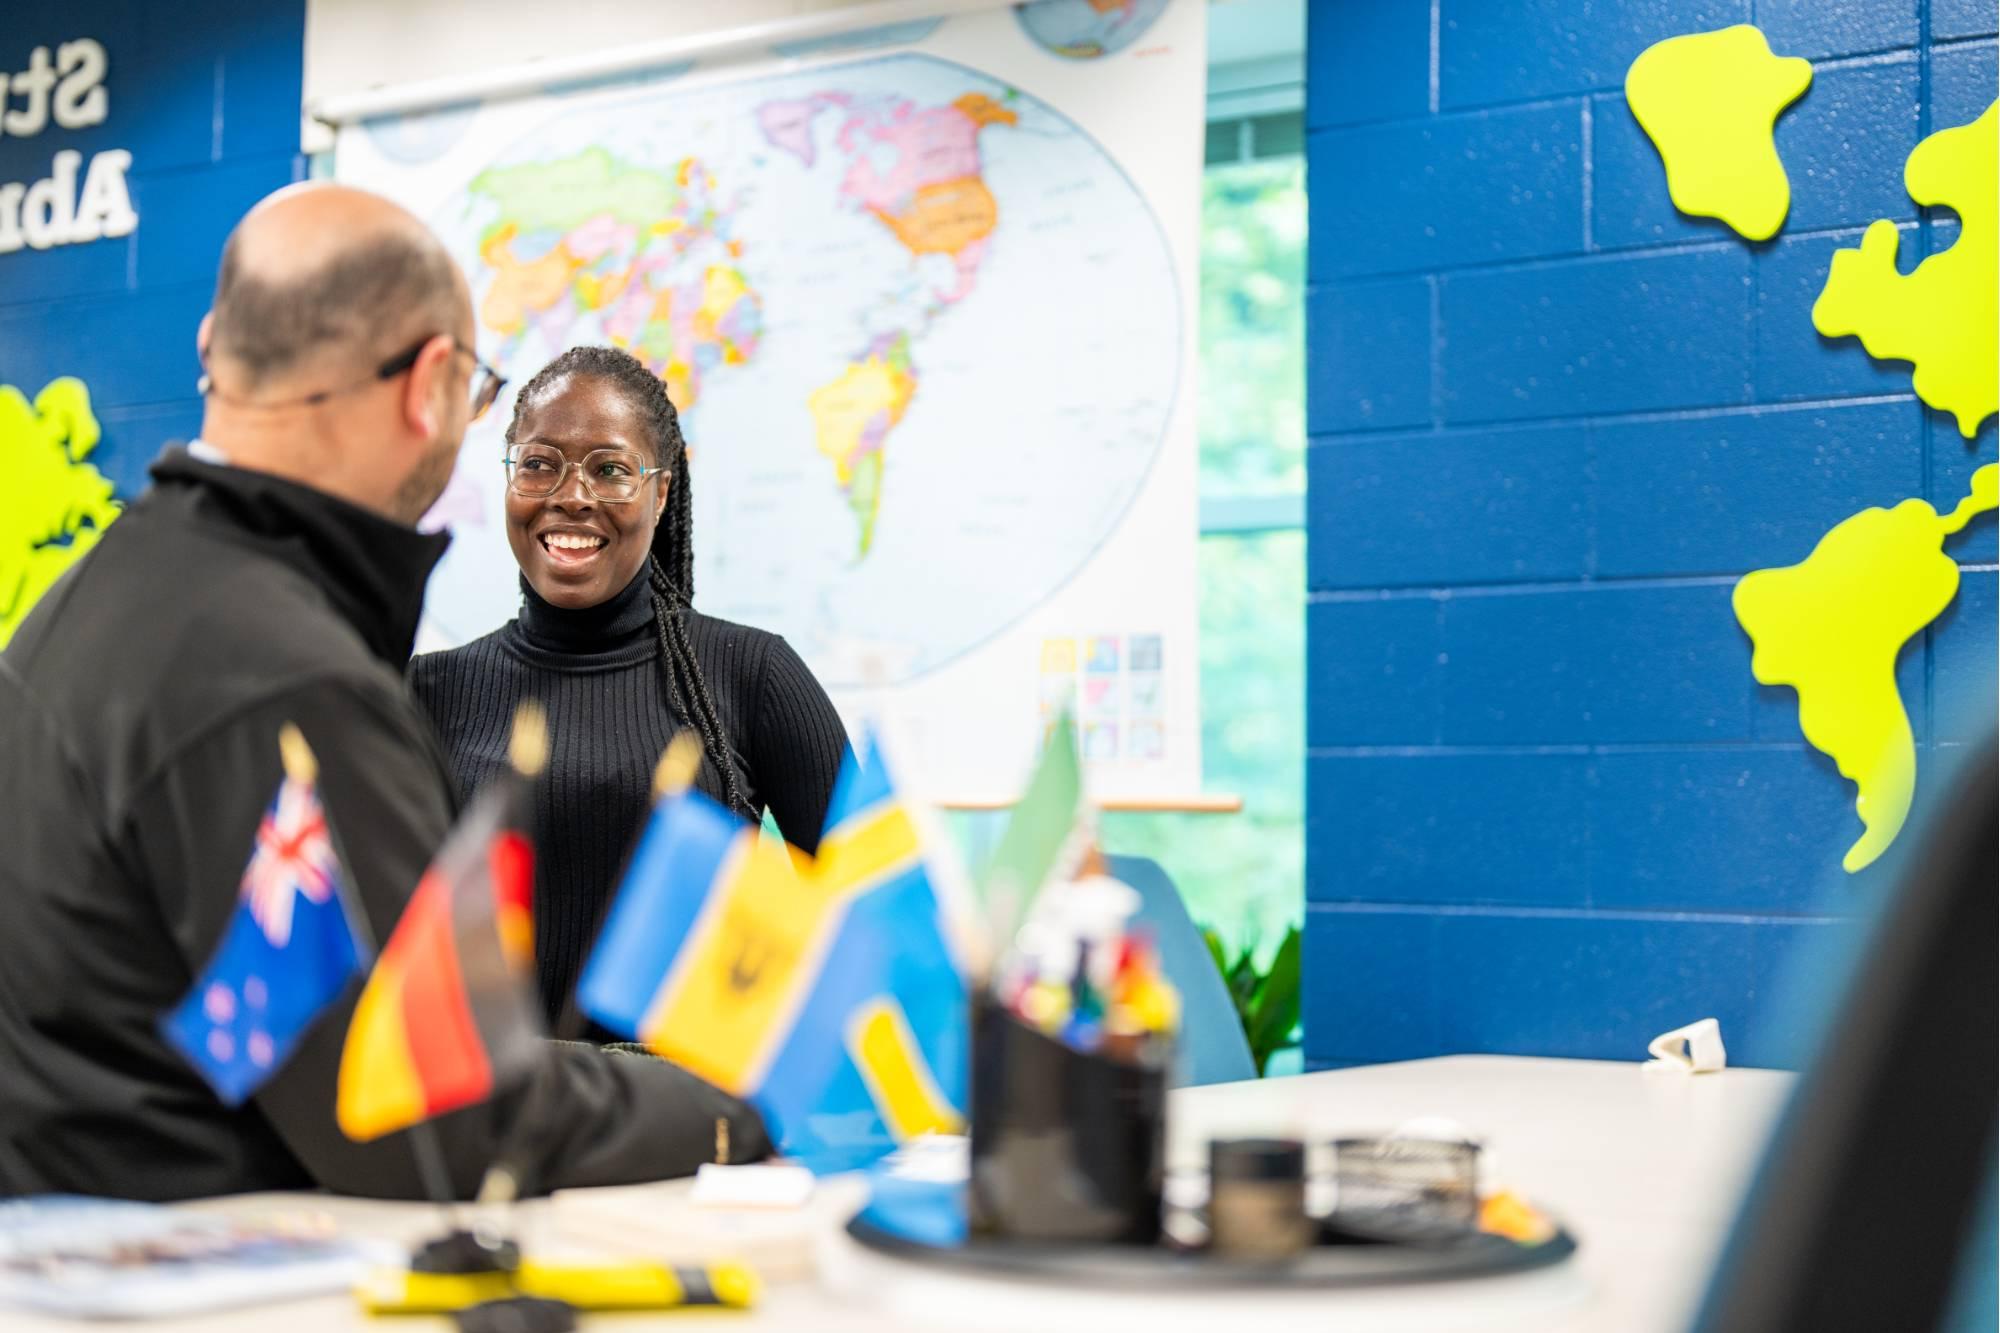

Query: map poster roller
[{"left": 335, "top": 0, "right": 1205, "bottom": 805}]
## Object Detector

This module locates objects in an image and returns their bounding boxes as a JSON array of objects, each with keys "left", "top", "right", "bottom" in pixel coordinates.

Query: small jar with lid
[{"left": 1207, "top": 1138, "right": 1314, "bottom": 1261}]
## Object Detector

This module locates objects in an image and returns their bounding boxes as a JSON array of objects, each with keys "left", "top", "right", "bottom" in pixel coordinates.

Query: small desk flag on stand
[
  {"left": 336, "top": 710, "right": 545, "bottom": 1142},
  {"left": 580, "top": 729, "right": 967, "bottom": 1172},
  {"left": 979, "top": 713, "right": 1088, "bottom": 929},
  {"left": 161, "top": 725, "right": 363, "bottom": 1105}
]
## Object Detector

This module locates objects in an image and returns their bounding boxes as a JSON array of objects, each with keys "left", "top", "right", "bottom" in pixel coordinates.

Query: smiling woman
[{"left": 409, "top": 345, "right": 852, "bottom": 1033}]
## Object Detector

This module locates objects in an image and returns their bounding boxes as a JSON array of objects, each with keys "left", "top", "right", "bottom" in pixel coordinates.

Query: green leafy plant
[{"left": 1202, "top": 923, "right": 1302, "bottom": 1076}]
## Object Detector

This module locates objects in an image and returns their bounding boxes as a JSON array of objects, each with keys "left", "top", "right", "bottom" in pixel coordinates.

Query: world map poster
[{"left": 335, "top": 0, "right": 1204, "bottom": 805}]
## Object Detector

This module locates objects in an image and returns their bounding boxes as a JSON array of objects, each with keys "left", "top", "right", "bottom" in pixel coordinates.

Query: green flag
[{"left": 980, "top": 715, "right": 1088, "bottom": 923}]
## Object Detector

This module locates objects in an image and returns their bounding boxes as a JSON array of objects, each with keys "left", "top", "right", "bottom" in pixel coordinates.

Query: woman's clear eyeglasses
[{"left": 504, "top": 444, "right": 665, "bottom": 503}]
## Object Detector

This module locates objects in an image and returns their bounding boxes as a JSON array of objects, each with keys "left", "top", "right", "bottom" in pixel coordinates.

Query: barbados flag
[{"left": 579, "top": 731, "right": 967, "bottom": 1172}]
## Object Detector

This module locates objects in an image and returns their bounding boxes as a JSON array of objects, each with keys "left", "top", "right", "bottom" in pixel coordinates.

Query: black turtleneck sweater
[{"left": 409, "top": 571, "right": 850, "bottom": 1029}]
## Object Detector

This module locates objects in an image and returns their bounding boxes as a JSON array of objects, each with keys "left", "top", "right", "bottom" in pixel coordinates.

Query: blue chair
[{"left": 1104, "top": 854, "right": 1256, "bottom": 1088}]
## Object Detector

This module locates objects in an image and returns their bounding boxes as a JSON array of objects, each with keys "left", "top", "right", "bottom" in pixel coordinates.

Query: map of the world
[{"left": 409, "top": 54, "right": 1181, "bottom": 684}]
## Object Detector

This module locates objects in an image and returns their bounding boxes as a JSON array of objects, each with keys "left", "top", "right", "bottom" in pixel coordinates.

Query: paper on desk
[
  {"left": 692, "top": 1163, "right": 815, "bottom": 1208},
  {"left": 549, "top": 1174, "right": 871, "bottom": 1285},
  {"left": 1644, "top": 1017, "right": 1727, "bottom": 1073},
  {"left": 0, "top": 1196, "right": 395, "bottom": 1320}
]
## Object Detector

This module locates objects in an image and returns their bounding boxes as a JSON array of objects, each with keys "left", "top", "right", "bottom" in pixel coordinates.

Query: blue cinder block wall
[
  {"left": 0, "top": 1, "right": 305, "bottom": 499},
  {"left": 1303, "top": 0, "right": 1997, "bottom": 1069}
]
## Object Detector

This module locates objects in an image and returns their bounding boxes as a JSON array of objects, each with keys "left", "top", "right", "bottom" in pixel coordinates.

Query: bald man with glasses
[{"left": 0, "top": 183, "right": 769, "bottom": 1202}]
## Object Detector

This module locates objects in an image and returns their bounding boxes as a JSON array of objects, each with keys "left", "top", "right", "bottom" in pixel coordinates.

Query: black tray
[{"left": 846, "top": 1212, "right": 1578, "bottom": 1290}]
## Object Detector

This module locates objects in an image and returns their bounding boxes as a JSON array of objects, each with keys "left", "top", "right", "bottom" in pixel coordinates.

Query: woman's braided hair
[{"left": 504, "top": 345, "right": 748, "bottom": 816}]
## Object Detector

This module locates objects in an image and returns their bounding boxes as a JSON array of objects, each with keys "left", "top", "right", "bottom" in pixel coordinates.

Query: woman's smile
[{"left": 537, "top": 525, "right": 612, "bottom": 568}]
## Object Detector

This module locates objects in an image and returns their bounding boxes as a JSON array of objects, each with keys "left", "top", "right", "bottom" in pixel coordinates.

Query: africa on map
[{"left": 409, "top": 54, "right": 1181, "bottom": 685}]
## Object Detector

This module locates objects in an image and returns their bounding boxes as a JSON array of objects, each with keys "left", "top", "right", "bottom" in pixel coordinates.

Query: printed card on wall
[
  {"left": 1040, "top": 629, "right": 1174, "bottom": 782},
  {"left": 334, "top": 0, "right": 1206, "bottom": 805}
]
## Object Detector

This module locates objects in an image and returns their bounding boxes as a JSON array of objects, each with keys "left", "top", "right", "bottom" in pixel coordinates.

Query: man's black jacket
[{"left": 0, "top": 451, "right": 768, "bottom": 1200}]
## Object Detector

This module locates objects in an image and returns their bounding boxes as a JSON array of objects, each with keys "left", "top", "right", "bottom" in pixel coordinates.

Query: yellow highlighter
[
  {"left": 519, "top": 1259, "right": 760, "bottom": 1310},
  {"left": 356, "top": 1259, "right": 760, "bottom": 1315}
]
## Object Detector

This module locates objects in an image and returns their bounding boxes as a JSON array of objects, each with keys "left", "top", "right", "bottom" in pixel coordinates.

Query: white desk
[{"left": 8, "top": 1056, "right": 1794, "bottom": 1332}]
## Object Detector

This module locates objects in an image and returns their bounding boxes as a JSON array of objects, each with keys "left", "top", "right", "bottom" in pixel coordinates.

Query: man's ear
[
  {"left": 194, "top": 314, "right": 216, "bottom": 393},
  {"left": 400, "top": 334, "right": 457, "bottom": 439}
]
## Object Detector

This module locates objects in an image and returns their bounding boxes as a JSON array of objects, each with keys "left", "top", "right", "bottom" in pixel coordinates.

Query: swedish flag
[{"left": 579, "top": 731, "right": 967, "bottom": 1171}]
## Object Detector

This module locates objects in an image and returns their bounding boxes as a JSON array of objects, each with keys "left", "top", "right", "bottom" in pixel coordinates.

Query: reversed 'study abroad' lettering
[{"left": 0, "top": 38, "right": 137, "bottom": 255}]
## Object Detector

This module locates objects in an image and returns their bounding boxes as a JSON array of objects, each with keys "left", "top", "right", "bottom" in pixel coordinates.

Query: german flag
[
  {"left": 336, "top": 711, "right": 545, "bottom": 1143},
  {"left": 491, "top": 828, "right": 535, "bottom": 974}
]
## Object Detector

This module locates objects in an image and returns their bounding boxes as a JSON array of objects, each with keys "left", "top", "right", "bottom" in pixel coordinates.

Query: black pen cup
[{"left": 968, "top": 997, "right": 1169, "bottom": 1245}]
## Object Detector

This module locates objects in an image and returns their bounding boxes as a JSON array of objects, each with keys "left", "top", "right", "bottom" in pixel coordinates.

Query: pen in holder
[{"left": 968, "top": 995, "right": 1169, "bottom": 1245}]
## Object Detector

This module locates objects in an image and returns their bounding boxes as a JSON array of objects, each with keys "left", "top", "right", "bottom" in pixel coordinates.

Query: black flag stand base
[
  {"left": 410, "top": 1228, "right": 522, "bottom": 1275},
  {"left": 411, "top": 1161, "right": 527, "bottom": 1273},
  {"left": 452, "top": 1296, "right": 578, "bottom": 1333},
  {"left": 400, "top": 1163, "right": 579, "bottom": 1332}
]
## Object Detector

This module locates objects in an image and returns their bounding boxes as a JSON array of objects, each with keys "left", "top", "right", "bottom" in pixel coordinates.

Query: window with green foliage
[
  {"left": 1102, "top": 527, "right": 1303, "bottom": 946},
  {"left": 1196, "top": 153, "right": 1307, "bottom": 497},
  {"left": 1101, "top": 149, "right": 1305, "bottom": 980},
  {"left": 938, "top": 127, "right": 1307, "bottom": 1071}
]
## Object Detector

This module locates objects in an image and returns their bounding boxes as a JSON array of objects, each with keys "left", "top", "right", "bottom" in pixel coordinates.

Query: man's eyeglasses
[
  {"left": 380, "top": 337, "right": 508, "bottom": 424},
  {"left": 198, "top": 335, "right": 507, "bottom": 423},
  {"left": 504, "top": 443, "right": 666, "bottom": 503}
]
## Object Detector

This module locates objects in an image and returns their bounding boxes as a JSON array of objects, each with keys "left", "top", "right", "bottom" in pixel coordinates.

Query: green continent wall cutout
[
  {"left": 1814, "top": 102, "right": 1999, "bottom": 438},
  {"left": 1734, "top": 466, "right": 1997, "bottom": 872},
  {"left": 1625, "top": 25, "right": 1813, "bottom": 241},
  {"left": 0, "top": 377, "right": 120, "bottom": 647}
]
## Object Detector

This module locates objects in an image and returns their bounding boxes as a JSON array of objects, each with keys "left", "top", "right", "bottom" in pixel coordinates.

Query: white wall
[
  {"left": 305, "top": 0, "right": 1302, "bottom": 132},
  {"left": 305, "top": 0, "right": 991, "bottom": 112}
]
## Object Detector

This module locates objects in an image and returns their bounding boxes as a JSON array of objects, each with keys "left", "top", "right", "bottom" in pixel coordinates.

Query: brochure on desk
[{"left": 0, "top": 1196, "right": 394, "bottom": 1319}]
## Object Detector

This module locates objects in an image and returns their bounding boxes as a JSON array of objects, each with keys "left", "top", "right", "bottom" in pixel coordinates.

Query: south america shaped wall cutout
[{"left": 1735, "top": 466, "right": 1998, "bottom": 872}]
